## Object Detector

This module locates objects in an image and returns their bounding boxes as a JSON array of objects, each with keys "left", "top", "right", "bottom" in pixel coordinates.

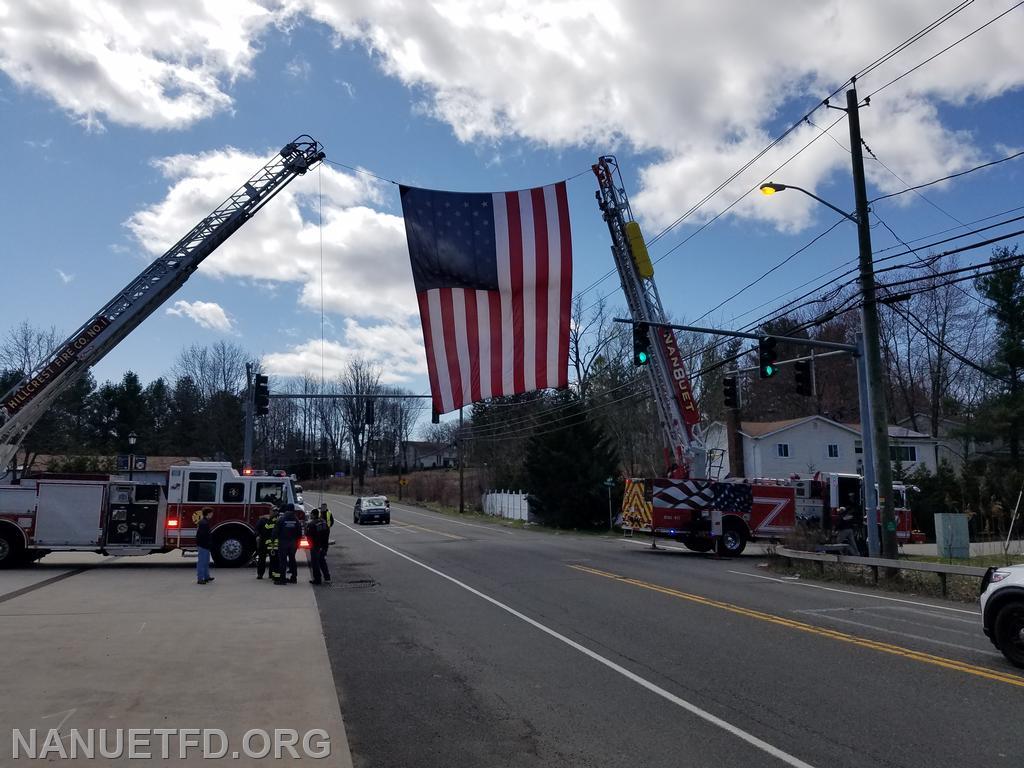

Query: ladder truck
[
  {"left": 0, "top": 135, "right": 324, "bottom": 566},
  {"left": 592, "top": 156, "right": 707, "bottom": 479},
  {"left": 594, "top": 157, "right": 916, "bottom": 556}
]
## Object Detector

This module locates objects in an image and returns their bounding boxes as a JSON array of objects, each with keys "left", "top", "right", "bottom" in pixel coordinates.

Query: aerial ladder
[
  {"left": 0, "top": 135, "right": 325, "bottom": 474},
  {"left": 592, "top": 156, "right": 707, "bottom": 479}
]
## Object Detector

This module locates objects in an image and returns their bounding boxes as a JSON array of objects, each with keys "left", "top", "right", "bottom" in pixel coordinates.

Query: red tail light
[
  {"left": 166, "top": 519, "right": 180, "bottom": 528},
  {"left": 299, "top": 536, "right": 311, "bottom": 549}
]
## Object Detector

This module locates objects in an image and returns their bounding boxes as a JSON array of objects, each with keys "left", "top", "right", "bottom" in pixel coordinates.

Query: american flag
[
  {"left": 400, "top": 182, "right": 572, "bottom": 414},
  {"left": 711, "top": 482, "right": 753, "bottom": 514}
]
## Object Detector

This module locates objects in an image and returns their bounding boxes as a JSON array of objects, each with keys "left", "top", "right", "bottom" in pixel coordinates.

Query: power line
[
  {"left": 870, "top": 150, "right": 1024, "bottom": 204},
  {"left": 866, "top": 0, "right": 1024, "bottom": 99}
]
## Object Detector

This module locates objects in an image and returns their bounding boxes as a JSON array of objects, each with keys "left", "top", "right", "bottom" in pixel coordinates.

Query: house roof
[
  {"left": 730, "top": 416, "right": 932, "bottom": 441},
  {"left": 738, "top": 416, "right": 860, "bottom": 440}
]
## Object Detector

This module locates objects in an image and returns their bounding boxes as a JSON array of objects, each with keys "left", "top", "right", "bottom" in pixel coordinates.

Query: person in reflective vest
[
  {"left": 319, "top": 502, "right": 334, "bottom": 529},
  {"left": 255, "top": 506, "right": 280, "bottom": 580}
]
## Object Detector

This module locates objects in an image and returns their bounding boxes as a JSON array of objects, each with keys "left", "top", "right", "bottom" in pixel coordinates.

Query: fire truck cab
[{"left": 164, "top": 462, "right": 303, "bottom": 566}]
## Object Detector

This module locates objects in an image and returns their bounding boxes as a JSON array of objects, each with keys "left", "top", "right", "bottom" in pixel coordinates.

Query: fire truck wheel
[
  {"left": 0, "top": 526, "right": 26, "bottom": 569},
  {"left": 994, "top": 600, "right": 1024, "bottom": 669},
  {"left": 211, "top": 527, "right": 255, "bottom": 567},
  {"left": 682, "top": 536, "right": 714, "bottom": 553},
  {"left": 716, "top": 522, "right": 748, "bottom": 557}
]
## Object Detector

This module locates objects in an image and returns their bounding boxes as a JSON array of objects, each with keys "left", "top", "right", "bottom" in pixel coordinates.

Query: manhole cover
[{"left": 340, "top": 579, "right": 376, "bottom": 589}]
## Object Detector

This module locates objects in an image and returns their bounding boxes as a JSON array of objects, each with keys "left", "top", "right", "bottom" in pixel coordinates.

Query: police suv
[{"left": 980, "top": 564, "right": 1024, "bottom": 668}]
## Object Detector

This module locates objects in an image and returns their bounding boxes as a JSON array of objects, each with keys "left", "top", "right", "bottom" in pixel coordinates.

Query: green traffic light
[
  {"left": 638, "top": 351, "right": 648, "bottom": 364},
  {"left": 764, "top": 364, "right": 775, "bottom": 377}
]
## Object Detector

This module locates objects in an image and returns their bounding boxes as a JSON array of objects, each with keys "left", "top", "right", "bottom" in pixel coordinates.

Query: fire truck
[
  {"left": 620, "top": 473, "right": 916, "bottom": 556},
  {"left": 593, "top": 156, "right": 916, "bottom": 555},
  {"left": 0, "top": 135, "right": 324, "bottom": 568},
  {"left": 0, "top": 462, "right": 302, "bottom": 567}
]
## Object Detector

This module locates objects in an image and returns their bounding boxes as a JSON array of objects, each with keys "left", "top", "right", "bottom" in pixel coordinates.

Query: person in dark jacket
[
  {"left": 274, "top": 504, "right": 302, "bottom": 585},
  {"left": 306, "top": 509, "right": 331, "bottom": 585},
  {"left": 196, "top": 508, "right": 215, "bottom": 585},
  {"left": 255, "top": 506, "right": 280, "bottom": 580}
]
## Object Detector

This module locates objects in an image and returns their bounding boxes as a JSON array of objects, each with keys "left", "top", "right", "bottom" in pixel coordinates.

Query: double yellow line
[{"left": 569, "top": 564, "right": 1024, "bottom": 689}]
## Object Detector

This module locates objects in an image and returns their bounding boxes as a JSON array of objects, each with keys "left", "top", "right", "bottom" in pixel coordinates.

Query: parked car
[
  {"left": 980, "top": 564, "right": 1024, "bottom": 668},
  {"left": 353, "top": 495, "right": 391, "bottom": 525}
]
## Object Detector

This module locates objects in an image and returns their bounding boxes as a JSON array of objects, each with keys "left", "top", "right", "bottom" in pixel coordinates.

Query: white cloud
[
  {"left": 56, "top": 269, "right": 74, "bottom": 284},
  {"left": 0, "top": 0, "right": 281, "bottom": 130},
  {"left": 166, "top": 300, "right": 235, "bottom": 332},
  {"left": 297, "top": 0, "right": 1024, "bottom": 230},
  {"left": 263, "top": 318, "right": 427, "bottom": 384},
  {"left": 125, "top": 146, "right": 416, "bottom": 319},
  {"left": 285, "top": 55, "right": 311, "bottom": 79},
  {"left": 5, "top": 1, "right": 1023, "bottom": 230}
]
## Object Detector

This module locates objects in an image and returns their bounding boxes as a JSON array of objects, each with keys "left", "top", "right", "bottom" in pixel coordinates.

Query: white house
[{"left": 705, "top": 416, "right": 938, "bottom": 479}]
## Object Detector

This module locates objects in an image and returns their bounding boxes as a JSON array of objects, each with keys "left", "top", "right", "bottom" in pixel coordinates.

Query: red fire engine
[
  {"left": 0, "top": 462, "right": 303, "bottom": 567},
  {"left": 622, "top": 472, "right": 917, "bottom": 556}
]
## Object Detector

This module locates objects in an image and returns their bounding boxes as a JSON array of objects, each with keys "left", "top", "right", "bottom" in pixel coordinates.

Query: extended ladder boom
[
  {"left": 0, "top": 135, "right": 325, "bottom": 472},
  {"left": 592, "top": 156, "right": 706, "bottom": 478}
]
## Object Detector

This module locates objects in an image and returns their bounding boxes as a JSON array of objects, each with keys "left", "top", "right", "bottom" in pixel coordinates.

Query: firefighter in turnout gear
[
  {"left": 306, "top": 508, "right": 331, "bottom": 585},
  {"left": 274, "top": 503, "right": 302, "bottom": 585},
  {"left": 255, "top": 506, "right": 280, "bottom": 580}
]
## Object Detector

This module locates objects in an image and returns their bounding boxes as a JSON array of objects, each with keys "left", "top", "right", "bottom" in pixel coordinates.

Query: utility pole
[
  {"left": 846, "top": 82, "right": 898, "bottom": 560},
  {"left": 243, "top": 362, "right": 254, "bottom": 470},
  {"left": 725, "top": 367, "right": 745, "bottom": 478},
  {"left": 458, "top": 407, "right": 465, "bottom": 514}
]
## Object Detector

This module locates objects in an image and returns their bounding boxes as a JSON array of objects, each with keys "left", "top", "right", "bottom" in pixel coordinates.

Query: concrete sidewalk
[{"left": 0, "top": 552, "right": 352, "bottom": 765}]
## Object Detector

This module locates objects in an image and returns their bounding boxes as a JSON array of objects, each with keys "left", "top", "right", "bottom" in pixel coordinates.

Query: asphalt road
[{"left": 311, "top": 493, "right": 1022, "bottom": 768}]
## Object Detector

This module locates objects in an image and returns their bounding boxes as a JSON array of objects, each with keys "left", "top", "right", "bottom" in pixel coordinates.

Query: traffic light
[
  {"left": 723, "top": 376, "right": 739, "bottom": 409},
  {"left": 365, "top": 399, "right": 375, "bottom": 425},
  {"left": 253, "top": 374, "right": 270, "bottom": 415},
  {"left": 632, "top": 323, "right": 651, "bottom": 366},
  {"left": 794, "top": 359, "right": 813, "bottom": 396},
  {"left": 758, "top": 336, "right": 778, "bottom": 379}
]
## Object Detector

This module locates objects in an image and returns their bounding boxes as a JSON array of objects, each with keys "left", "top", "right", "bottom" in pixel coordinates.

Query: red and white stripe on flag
[{"left": 417, "top": 182, "right": 572, "bottom": 414}]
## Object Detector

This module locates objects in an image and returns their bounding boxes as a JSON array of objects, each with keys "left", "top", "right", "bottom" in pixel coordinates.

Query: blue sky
[{"left": 1, "top": 1, "right": 1022, "bottom": 410}]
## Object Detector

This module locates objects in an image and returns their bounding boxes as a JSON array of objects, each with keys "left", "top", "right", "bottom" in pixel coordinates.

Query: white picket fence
[{"left": 482, "top": 490, "right": 530, "bottom": 521}]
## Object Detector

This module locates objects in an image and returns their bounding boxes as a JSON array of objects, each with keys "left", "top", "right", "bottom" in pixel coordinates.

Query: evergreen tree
[{"left": 525, "top": 397, "right": 619, "bottom": 528}]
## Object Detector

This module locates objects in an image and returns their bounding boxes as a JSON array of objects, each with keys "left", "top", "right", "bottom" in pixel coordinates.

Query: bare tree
[
  {"left": 338, "top": 357, "right": 382, "bottom": 487},
  {"left": 569, "top": 296, "right": 620, "bottom": 401},
  {"left": 171, "top": 341, "right": 251, "bottom": 400},
  {"left": 0, "top": 321, "right": 62, "bottom": 374}
]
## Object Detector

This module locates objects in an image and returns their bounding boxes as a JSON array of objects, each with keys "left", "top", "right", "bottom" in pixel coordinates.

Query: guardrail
[{"left": 776, "top": 546, "right": 988, "bottom": 596}]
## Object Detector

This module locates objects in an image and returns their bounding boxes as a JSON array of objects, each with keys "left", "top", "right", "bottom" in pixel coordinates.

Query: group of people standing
[
  {"left": 193, "top": 502, "right": 335, "bottom": 586},
  {"left": 255, "top": 502, "right": 334, "bottom": 585}
]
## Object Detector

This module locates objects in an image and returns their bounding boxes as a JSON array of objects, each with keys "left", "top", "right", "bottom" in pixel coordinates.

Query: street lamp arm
[{"left": 761, "top": 182, "right": 858, "bottom": 223}]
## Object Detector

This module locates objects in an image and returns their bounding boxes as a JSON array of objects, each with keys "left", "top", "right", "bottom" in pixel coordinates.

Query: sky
[{"left": 1, "top": 1, "right": 1022, "bottom": 414}]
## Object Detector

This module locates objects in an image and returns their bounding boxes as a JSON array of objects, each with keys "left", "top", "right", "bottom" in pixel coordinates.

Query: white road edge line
[
  {"left": 388, "top": 502, "right": 516, "bottom": 534},
  {"left": 340, "top": 521, "right": 817, "bottom": 768},
  {"left": 727, "top": 569, "right": 980, "bottom": 615}
]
